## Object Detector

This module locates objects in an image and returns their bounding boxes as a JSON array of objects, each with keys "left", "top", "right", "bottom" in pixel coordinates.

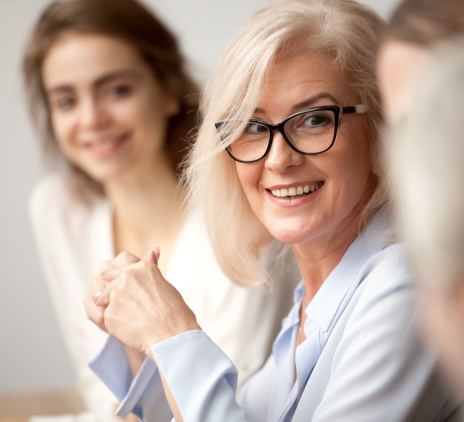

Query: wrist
[{"left": 144, "top": 324, "right": 202, "bottom": 358}]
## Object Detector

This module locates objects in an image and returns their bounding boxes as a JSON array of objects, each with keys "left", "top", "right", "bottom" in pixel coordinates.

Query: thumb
[{"left": 141, "top": 248, "right": 160, "bottom": 265}]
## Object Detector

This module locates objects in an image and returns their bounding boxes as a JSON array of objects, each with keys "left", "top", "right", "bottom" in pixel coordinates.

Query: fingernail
[{"left": 94, "top": 291, "right": 102, "bottom": 304}]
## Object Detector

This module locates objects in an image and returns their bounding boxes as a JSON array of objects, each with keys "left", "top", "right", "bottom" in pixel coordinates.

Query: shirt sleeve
[
  {"left": 150, "top": 330, "right": 256, "bottom": 422},
  {"left": 88, "top": 336, "right": 173, "bottom": 422},
  {"left": 308, "top": 254, "right": 454, "bottom": 422}
]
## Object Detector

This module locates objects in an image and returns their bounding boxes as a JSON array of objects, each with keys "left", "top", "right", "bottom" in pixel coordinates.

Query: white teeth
[
  {"left": 271, "top": 183, "right": 322, "bottom": 198},
  {"left": 93, "top": 139, "right": 118, "bottom": 149},
  {"left": 83, "top": 135, "right": 126, "bottom": 150}
]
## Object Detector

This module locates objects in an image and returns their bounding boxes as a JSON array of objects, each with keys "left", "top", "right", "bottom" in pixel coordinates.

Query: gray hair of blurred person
[
  {"left": 384, "top": 0, "right": 464, "bottom": 47},
  {"left": 23, "top": 0, "right": 199, "bottom": 192},
  {"left": 184, "top": 0, "right": 386, "bottom": 286},
  {"left": 387, "top": 38, "right": 464, "bottom": 289}
]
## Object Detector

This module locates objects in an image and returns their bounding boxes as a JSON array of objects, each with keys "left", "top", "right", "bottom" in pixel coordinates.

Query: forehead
[
  {"left": 42, "top": 32, "right": 146, "bottom": 87},
  {"left": 257, "top": 53, "right": 355, "bottom": 116}
]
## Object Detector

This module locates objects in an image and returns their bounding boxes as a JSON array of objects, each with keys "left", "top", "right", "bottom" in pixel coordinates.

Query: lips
[{"left": 81, "top": 132, "right": 130, "bottom": 157}]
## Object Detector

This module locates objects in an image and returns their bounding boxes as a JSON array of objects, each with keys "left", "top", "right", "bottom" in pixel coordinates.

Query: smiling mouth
[
  {"left": 270, "top": 181, "right": 324, "bottom": 198},
  {"left": 83, "top": 132, "right": 130, "bottom": 151}
]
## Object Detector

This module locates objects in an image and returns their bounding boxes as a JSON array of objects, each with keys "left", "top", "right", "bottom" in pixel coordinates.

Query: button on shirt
[{"left": 90, "top": 215, "right": 460, "bottom": 422}]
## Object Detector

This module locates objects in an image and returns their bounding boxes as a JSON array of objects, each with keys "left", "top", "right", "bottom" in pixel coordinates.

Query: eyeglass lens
[{"left": 228, "top": 108, "right": 336, "bottom": 162}]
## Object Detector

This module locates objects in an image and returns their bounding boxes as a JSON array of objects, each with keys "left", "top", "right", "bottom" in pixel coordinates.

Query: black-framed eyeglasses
[{"left": 215, "top": 104, "right": 366, "bottom": 163}]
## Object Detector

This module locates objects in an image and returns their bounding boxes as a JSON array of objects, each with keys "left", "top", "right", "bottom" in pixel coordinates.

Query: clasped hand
[{"left": 84, "top": 249, "right": 201, "bottom": 358}]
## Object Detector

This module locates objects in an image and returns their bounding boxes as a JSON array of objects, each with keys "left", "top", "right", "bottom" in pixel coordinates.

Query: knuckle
[
  {"left": 109, "top": 289, "right": 119, "bottom": 301},
  {"left": 118, "top": 251, "right": 139, "bottom": 265},
  {"left": 100, "top": 259, "right": 113, "bottom": 272}
]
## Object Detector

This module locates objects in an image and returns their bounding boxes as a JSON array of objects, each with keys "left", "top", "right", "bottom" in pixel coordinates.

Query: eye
[
  {"left": 302, "top": 112, "right": 331, "bottom": 127},
  {"left": 50, "top": 96, "right": 76, "bottom": 111},
  {"left": 242, "top": 122, "right": 268, "bottom": 136},
  {"left": 289, "top": 110, "right": 335, "bottom": 133},
  {"left": 107, "top": 83, "right": 132, "bottom": 98}
]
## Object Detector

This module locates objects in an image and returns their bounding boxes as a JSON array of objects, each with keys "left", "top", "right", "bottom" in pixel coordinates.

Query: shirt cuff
[
  {"left": 151, "top": 330, "right": 245, "bottom": 422},
  {"left": 89, "top": 336, "right": 172, "bottom": 421}
]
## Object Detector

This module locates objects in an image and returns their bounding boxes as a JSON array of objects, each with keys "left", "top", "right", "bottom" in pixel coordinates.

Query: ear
[{"left": 164, "top": 89, "right": 180, "bottom": 118}]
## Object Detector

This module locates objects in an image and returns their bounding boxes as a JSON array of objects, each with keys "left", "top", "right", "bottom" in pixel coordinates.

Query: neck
[
  {"left": 293, "top": 213, "right": 361, "bottom": 304},
  {"left": 103, "top": 156, "right": 185, "bottom": 271}
]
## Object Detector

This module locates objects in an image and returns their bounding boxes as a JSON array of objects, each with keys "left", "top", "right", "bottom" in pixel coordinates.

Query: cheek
[
  {"left": 51, "top": 113, "right": 74, "bottom": 153},
  {"left": 235, "top": 163, "right": 262, "bottom": 206}
]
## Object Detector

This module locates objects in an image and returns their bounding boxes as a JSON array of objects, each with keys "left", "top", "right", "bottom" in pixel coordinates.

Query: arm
[
  {"left": 85, "top": 251, "right": 174, "bottom": 421},
  {"left": 93, "top": 252, "right": 266, "bottom": 422}
]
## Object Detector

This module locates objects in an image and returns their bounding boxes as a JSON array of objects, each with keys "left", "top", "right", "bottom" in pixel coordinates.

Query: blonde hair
[
  {"left": 387, "top": 38, "right": 464, "bottom": 288},
  {"left": 184, "top": 0, "right": 385, "bottom": 286}
]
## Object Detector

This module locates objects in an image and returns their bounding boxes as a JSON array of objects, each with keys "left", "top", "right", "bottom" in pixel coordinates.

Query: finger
[
  {"left": 95, "top": 281, "right": 117, "bottom": 307},
  {"left": 83, "top": 285, "right": 106, "bottom": 331},
  {"left": 101, "top": 266, "right": 123, "bottom": 282},
  {"left": 100, "top": 251, "right": 140, "bottom": 273},
  {"left": 86, "top": 275, "right": 106, "bottom": 299},
  {"left": 141, "top": 248, "right": 160, "bottom": 265},
  {"left": 114, "top": 251, "right": 141, "bottom": 266}
]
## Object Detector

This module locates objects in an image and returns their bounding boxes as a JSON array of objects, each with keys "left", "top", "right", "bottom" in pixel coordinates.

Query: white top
[
  {"left": 29, "top": 173, "right": 299, "bottom": 421},
  {"left": 90, "top": 214, "right": 461, "bottom": 421}
]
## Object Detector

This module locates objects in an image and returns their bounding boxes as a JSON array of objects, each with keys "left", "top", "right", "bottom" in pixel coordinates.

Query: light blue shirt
[{"left": 90, "top": 216, "right": 460, "bottom": 421}]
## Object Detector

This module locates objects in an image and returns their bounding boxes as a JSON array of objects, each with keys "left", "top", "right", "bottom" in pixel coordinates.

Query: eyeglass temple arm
[{"left": 341, "top": 104, "right": 367, "bottom": 115}]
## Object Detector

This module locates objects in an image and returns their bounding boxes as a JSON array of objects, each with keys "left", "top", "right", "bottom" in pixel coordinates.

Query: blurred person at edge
[
  {"left": 386, "top": 39, "right": 464, "bottom": 407},
  {"left": 83, "top": 0, "right": 460, "bottom": 420},
  {"left": 9, "top": 0, "right": 299, "bottom": 421},
  {"left": 377, "top": 0, "right": 464, "bottom": 406}
]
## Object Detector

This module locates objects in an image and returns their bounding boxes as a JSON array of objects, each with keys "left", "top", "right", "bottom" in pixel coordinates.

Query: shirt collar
[{"left": 304, "top": 214, "right": 389, "bottom": 332}]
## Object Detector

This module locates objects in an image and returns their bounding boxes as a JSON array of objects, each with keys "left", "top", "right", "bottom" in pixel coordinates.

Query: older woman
[{"left": 85, "top": 0, "right": 459, "bottom": 420}]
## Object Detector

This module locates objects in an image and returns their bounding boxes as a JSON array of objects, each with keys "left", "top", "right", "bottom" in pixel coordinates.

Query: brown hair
[
  {"left": 385, "top": 0, "right": 464, "bottom": 46},
  {"left": 23, "top": 0, "right": 199, "bottom": 185}
]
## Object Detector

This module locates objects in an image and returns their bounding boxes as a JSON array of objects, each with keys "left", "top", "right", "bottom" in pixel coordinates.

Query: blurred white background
[{"left": 0, "top": 0, "right": 401, "bottom": 398}]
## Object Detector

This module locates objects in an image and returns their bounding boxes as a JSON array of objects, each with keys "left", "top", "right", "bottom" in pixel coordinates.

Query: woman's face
[
  {"left": 42, "top": 32, "right": 179, "bottom": 184},
  {"left": 377, "top": 39, "right": 429, "bottom": 124},
  {"left": 235, "top": 54, "right": 376, "bottom": 251}
]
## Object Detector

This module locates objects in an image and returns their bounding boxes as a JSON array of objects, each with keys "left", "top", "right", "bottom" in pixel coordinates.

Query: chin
[
  {"left": 266, "top": 215, "right": 314, "bottom": 246},
  {"left": 268, "top": 226, "right": 306, "bottom": 246}
]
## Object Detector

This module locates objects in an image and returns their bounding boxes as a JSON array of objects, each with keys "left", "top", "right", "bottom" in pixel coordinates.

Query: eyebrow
[
  {"left": 46, "top": 69, "right": 140, "bottom": 95},
  {"left": 254, "top": 92, "right": 339, "bottom": 115}
]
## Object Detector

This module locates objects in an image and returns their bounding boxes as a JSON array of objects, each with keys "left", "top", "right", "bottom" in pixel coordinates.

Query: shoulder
[
  {"left": 30, "top": 173, "right": 101, "bottom": 217},
  {"left": 359, "top": 242, "right": 411, "bottom": 300},
  {"left": 29, "top": 172, "right": 108, "bottom": 235},
  {"left": 30, "top": 173, "right": 71, "bottom": 211}
]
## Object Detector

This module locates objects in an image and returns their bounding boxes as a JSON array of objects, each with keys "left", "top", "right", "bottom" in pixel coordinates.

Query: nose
[
  {"left": 79, "top": 97, "right": 110, "bottom": 129},
  {"left": 264, "top": 131, "right": 304, "bottom": 172}
]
